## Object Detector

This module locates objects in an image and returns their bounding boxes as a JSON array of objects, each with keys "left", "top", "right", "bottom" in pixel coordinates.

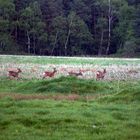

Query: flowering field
[{"left": 0, "top": 55, "right": 140, "bottom": 80}]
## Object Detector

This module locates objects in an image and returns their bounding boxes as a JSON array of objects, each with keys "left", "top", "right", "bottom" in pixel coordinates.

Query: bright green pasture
[
  {"left": 0, "top": 77, "right": 139, "bottom": 96},
  {"left": 0, "top": 95, "right": 139, "bottom": 140},
  {"left": 0, "top": 77, "right": 115, "bottom": 94},
  {"left": 0, "top": 78, "right": 140, "bottom": 140}
]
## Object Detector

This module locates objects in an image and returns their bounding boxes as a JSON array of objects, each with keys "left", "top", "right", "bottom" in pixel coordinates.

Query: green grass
[
  {"left": 0, "top": 55, "right": 140, "bottom": 65},
  {"left": 0, "top": 77, "right": 138, "bottom": 95},
  {"left": 99, "top": 84, "right": 140, "bottom": 103},
  {"left": 0, "top": 77, "right": 140, "bottom": 139},
  {"left": 0, "top": 55, "right": 140, "bottom": 139},
  {"left": 0, "top": 95, "right": 139, "bottom": 140}
]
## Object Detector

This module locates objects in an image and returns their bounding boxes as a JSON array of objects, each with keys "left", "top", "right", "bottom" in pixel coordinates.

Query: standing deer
[
  {"left": 43, "top": 68, "right": 57, "bottom": 78},
  {"left": 8, "top": 68, "right": 22, "bottom": 79},
  {"left": 96, "top": 68, "right": 106, "bottom": 80}
]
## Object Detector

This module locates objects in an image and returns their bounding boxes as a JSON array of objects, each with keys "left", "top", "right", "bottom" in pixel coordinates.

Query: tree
[
  {"left": 50, "top": 16, "right": 67, "bottom": 55},
  {"left": 0, "top": 0, "right": 139, "bottom": 56},
  {"left": 0, "top": 0, "right": 16, "bottom": 53},
  {"left": 113, "top": 1, "right": 135, "bottom": 54},
  {"left": 68, "top": 12, "right": 93, "bottom": 55},
  {"left": 19, "top": 1, "right": 47, "bottom": 54},
  {"left": 133, "top": 2, "right": 140, "bottom": 54}
]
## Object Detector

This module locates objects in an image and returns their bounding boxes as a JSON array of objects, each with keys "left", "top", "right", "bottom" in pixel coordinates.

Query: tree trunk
[
  {"left": 64, "top": 14, "right": 74, "bottom": 56},
  {"left": 64, "top": 27, "right": 71, "bottom": 56},
  {"left": 93, "top": 7, "right": 97, "bottom": 38},
  {"left": 98, "top": 29, "right": 104, "bottom": 56},
  {"left": 33, "top": 34, "right": 36, "bottom": 54},
  {"left": 106, "top": 0, "right": 111, "bottom": 55},
  {"left": 51, "top": 31, "right": 58, "bottom": 55},
  {"left": 27, "top": 30, "right": 31, "bottom": 54},
  {"left": 15, "top": 22, "right": 18, "bottom": 40}
]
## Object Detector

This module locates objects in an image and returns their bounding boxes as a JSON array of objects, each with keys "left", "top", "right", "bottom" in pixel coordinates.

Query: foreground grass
[
  {"left": 0, "top": 77, "right": 140, "bottom": 140},
  {"left": 0, "top": 77, "right": 116, "bottom": 95},
  {"left": 0, "top": 97, "right": 139, "bottom": 140},
  {"left": 0, "top": 76, "right": 139, "bottom": 95}
]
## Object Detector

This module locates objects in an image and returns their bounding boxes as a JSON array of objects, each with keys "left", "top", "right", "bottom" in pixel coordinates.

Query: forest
[{"left": 0, "top": 0, "right": 140, "bottom": 56}]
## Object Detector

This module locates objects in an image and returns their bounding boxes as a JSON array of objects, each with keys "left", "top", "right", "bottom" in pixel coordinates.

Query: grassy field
[
  {"left": 0, "top": 55, "right": 140, "bottom": 80},
  {"left": 0, "top": 55, "right": 140, "bottom": 65},
  {"left": 0, "top": 97, "right": 139, "bottom": 140},
  {"left": 0, "top": 55, "right": 140, "bottom": 140}
]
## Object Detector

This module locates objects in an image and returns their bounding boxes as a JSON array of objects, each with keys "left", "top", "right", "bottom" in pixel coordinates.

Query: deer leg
[
  {"left": 9, "top": 76, "right": 14, "bottom": 80},
  {"left": 17, "top": 75, "right": 21, "bottom": 80},
  {"left": 42, "top": 75, "right": 47, "bottom": 79}
]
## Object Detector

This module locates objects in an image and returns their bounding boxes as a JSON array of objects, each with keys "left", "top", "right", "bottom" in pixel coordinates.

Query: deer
[
  {"left": 8, "top": 68, "right": 22, "bottom": 79},
  {"left": 43, "top": 68, "right": 57, "bottom": 79},
  {"left": 68, "top": 70, "right": 83, "bottom": 77},
  {"left": 127, "top": 69, "right": 138, "bottom": 74},
  {"left": 96, "top": 68, "right": 106, "bottom": 80},
  {"left": 79, "top": 68, "right": 90, "bottom": 73}
]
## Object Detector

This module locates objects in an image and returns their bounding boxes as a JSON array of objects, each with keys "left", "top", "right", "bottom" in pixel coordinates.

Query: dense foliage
[{"left": 0, "top": 0, "right": 140, "bottom": 56}]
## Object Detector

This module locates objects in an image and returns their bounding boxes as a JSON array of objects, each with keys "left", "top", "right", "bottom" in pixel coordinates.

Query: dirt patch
[
  {"left": 0, "top": 93, "right": 105, "bottom": 101},
  {"left": 0, "top": 93, "right": 80, "bottom": 101}
]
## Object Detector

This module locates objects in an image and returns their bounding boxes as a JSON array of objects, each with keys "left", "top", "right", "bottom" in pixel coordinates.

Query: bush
[{"left": 117, "top": 40, "right": 138, "bottom": 57}]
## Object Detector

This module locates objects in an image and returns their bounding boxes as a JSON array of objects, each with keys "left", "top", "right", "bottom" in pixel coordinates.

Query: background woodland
[{"left": 0, "top": 0, "right": 140, "bottom": 56}]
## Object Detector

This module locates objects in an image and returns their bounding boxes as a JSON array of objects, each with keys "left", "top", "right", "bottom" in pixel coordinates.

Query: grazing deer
[
  {"left": 96, "top": 68, "right": 106, "bottom": 80},
  {"left": 43, "top": 68, "right": 57, "bottom": 78},
  {"left": 68, "top": 71, "right": 83, "bottom": 77},
  {"left": 8, "top": 68, "right": 22, "bottom": 79}
]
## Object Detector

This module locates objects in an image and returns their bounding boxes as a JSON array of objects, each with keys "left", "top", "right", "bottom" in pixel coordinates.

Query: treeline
[{"left": 0, "top": 0, "right": 140, "bottom": 56}]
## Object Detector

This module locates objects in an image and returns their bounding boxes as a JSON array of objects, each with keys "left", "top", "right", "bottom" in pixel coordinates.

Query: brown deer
[
  {"left": 43, "top": 68, "right": 57, "bottom": 78},
  {"left": 8, "top": 68, "right": 22, "bottom": 79},
  {"left": 127, "top": 69, "right": 138, "bottom": 74},
  {"left": 68, "top": 71, "right": 83, "bottom": 77},
  {"left": 96, "top": 68, "right": 106, "bottom": 80},
  {"left": 79, "top": 68, "right": 90, "bottom": 73}
]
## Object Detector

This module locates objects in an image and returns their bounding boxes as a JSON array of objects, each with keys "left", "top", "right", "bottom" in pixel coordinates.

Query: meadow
[{"left": 0, "top": 55, "right": 140, "bottom": 140}]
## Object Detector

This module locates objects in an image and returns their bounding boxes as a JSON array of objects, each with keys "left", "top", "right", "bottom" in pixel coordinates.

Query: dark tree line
[{"left": 0, "top": 0, "right": 140, "bottom": 56}]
